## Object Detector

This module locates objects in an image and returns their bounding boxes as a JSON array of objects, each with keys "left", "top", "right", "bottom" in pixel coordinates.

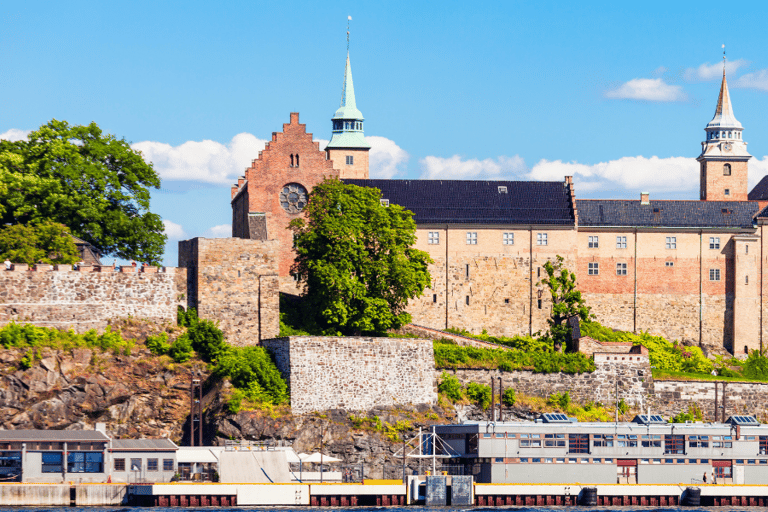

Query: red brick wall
[
  {"left": 234, "top": 113, "right": 340, "bottom": 282},
  {"left": 701, "top": 160, "right": 749, "bottom": 201}
]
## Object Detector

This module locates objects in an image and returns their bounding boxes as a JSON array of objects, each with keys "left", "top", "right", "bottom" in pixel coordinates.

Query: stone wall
[
  {"left": 652, "top": 380, "right": 768, "bottom": 421},
  {"left": 263, "top": 336, "right": 437, "bottom": 413},
  {"left": 178, "top": 237, "right": 279, "bottom": 346},
  {"left": 0, "top": 265, "right": 185, "bottom": 332},
  {"left": 438, "top": 354, "right": 654, "bottom": 410}
]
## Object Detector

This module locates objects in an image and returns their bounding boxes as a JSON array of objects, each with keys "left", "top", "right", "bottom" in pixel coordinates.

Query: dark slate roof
[
  {"left": 111, "top": 439, "right": 177, "bottom": 451},
  {"left": 749, "top": 176, "right": 768, "bottom": 201},
  {"left": 577, "top": 200, "right": 758, "bottom": 228},
  {"left": 343, "top": 179, "right": 575, "bottom": 225},
  {"left": 0, "top": 430, "right": 109, "bottom": 442}
]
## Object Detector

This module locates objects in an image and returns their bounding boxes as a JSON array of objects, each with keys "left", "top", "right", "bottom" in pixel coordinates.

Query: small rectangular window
[
  {"left": 709, "top": 237, "right": 720, "bottom": 249},
  {"left": 725, "top": 189, "right": 730, "bottom": 196},
  {"left": 147, "top": 458, "right": 158, "bottom": 471},
  {"left": 466, "top": 232, "right": 477, "bottom": 245},
  {"left": 588, "top": 262, "right": 599, "bottom": 275},
  {"left": 746, "top": 275, "right": 749, "bottom": 285},
  {"left": 465, "top": 295, "right": 470, "bottom": 305},
  {"left": 345, "top": 155, "right": 354, "bottom": 165},
  {"left": 537, "top": 299, "right": 542, "bottom": 309},
  {"left": 130, "top": 458, "right": 142, "bottom": 471},
  {"left": 433, "top": 294, "right": 437, "bottom": 303},
  {"left": 465, "top": 264, "right": 470, "bottom": 279},
  {"left": 616, "top": 263, "right": 627, "bottom": 276},
  {"left": 503, "top": 232, "right": 514, "bottom": 245},
  {"left": 710, "top": 268, "right": 721, "bottom": 281},
  {"left": 616, "top": 236, "right": 627, "bottom": 249},
  {"left": 498, "top": 186, "right": 507, "bottom": 193},
  {"left": 665, "top": 261, "right": 674, "bottom": 267},
  {"left": 537, "top": 233, "right": 548, "bottom": 246},
  {"left": 114, "top": 458, "right": 126, "bottom": 472},
  {"left": 428, "top": 231, "right": 440, "bottom": 245},
  {"left": 163, "top": 459, "right": 174, "bottom": 471},
  {"left": 666, "top": 236, "right": 677, "bottom": 249},
  {"left": 504, "top": 298, "right": 510, "bottom": 304},
  {"left": 588, "top": 235, "right": 599, "bottom": 248}
]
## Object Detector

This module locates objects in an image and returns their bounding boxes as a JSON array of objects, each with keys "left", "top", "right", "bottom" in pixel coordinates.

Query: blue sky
[{"left": 4, "top": 1, "right": 768, "bottom": 265}]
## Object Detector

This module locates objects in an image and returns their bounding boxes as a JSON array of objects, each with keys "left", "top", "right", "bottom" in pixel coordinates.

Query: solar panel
[
  {"left": 540, "top": 413, "right": 571, "bottom": 423},
  {"left": 632, "top": 414, "right": 666, "bottom": 425},
  {"left": 726, "top": 415, "right": 759, "bottom": 425}
]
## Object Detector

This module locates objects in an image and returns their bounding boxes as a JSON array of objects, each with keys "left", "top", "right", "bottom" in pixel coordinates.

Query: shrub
[
  {"left": 177, "top": 306, "right": 198, "bottom": 328},
  {"left": 433, "top": 341, "right": 595, "bottom": 374},
  {"left": 742, "top": 350, "right": 768, "bottom": 380},
  {"left": 501, "top": 388, "right": 516, "bottom": 406},
  {"left": 547, "top": 391, "right": 570, "bottom": 409},
  {"left": 168, "top": 334, "right": 193, "bottom": 363},
  {"left": 213, "top": 346, "right": 289, "bottom": 405},
  {"left": 146, "top": 332, "right": 171, "bottom": 356},
  {"left": 466, "top": 382, "right": 491, "bottom": 409},
  {"left": 188, "top": 319, "right": 226, "bottom": 363},
  {"left": 437, "top": 372, "right": 464, "bottom": 401}
]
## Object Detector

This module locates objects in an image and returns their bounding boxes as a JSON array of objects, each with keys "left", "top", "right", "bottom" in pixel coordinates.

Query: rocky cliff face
[{"left": 0, "top": 340, "right": 207, "bottom": 439}]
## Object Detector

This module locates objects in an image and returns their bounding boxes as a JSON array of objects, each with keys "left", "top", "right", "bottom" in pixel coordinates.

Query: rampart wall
[
  {"left": 0, "top": 265, "right": 185, "bottom": 332},
  {"left": 178, "top": 237, "right": 279, "bottom": 346},
  {"left": 264, "top": 336, "right": 437, "bottom": 413}
]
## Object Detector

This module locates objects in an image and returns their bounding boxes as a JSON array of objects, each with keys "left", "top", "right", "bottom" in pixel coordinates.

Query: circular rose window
[{"left": 279, "top": 183, "right": 308, "bottom": 214}]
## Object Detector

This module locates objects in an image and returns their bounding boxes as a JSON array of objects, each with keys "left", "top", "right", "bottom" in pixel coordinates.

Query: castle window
[
  {"left": 346, "top": 155, "right": 354, "bottom": 165},
  {"left": 665, "top": 237, "right": 677, "bottom": 249},
  {"left": 745, "top": 345, "right": 749, "bottom": 354},
  {"left": 723, "top": 163, "right": 731, "bottom": 176},
  {"left": 428, "top": 231, "right": 440, "bottom": 245},
  {"left": 746, "top": 275, "right": 749, "bottom": 285},
  {"left": 725, "top": 189, "right": 730, "bottom": 196},
  {"left": 433, "top": 294, "right": 437, "bottom": 303},
  {"left": 588, "top": 236, "right": 599, "bottom": 248},
  {"left": 746, "top": 244, "right": 749, "bottom": 254},
  {"left": 498, "top": 186, "right": 508, "bottom": 193},
  {"left": 295, "top": 154, "right": 299, "bottom": 167},
  {"left": 465, "top": 264, "right": 470, "bottom": 279},
  {"left": 503, "top": 232, "right": 514, "bottom": 245},
  {"left": 537, "top": 299, "right": 542, "bottom": 309},
  {"left": 466, "top": 295, "right": 470, "bottom": 305},
  {"left": 588, "top": 262, "right": 599, "bottom": 275},
  {"left": 466, "top": 232, "right": 477, "bottom": 245},
  {"left": 537, "top": 233, "right": 548, "bottom": 246},
  {"left": 665, "top": 261, "right": 674, "bottom": 267},
  {"left": 616, "top": 263, "right": 627, "bottom": 276},
  {"left": 290, "top": 154, "right": 294, "bottom": 167},
  {"left": 709, "top": 268, "right": 721, "bottom": 281},
  {"left": 616, "top": 236, "right": 627, "bottom": 249},
  {"left": 710, "top": 237, "right": 720, "bottom": 249},
  {"left": 504, "top": 298, "right": 510, "bottom": 304}
]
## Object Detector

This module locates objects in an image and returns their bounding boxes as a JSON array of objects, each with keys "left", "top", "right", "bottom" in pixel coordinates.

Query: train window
[
  {"left": 653, "top": 459, "right": 661, "bottom": 464},
  {"left": 519, "top": 458, "right": 528, "bottom": 463},
  {"left": 604, "top": 458, "right": 612, "bottom": 463},
  {"left": 483, "top": 433, "right": 492, "bottom": 438},
  {"left": 640, "top": 459, "right": 650, "bottom": 464},
  {"left": 736, "top": 459, "right": 745, "bottom": 464},
  {"left": 665, "top": 458, "right": 673, "bottom": 464},
  {"left": 748, "top": 460, "right": 756, "bottom": 464},
  {"left": 531, "top": 458, "right": 541, "bottom": 463},
  {"left": 700, "top": 459, "right": 709, "bottom": 463},
  {"left": 761, "top": 460, "right": 768, "bottom": 464},
  {"left": 494, "top": 458, "right": 504, "bottom": 463},
  {"left": 545, "top": 458, "right": 553, "bottom": 463},
  {"left": 556, "top": 458, "right": 565, "bottom": 463},
  {"left": 676, "top": 459, "right": 685, "bottom": 464},
  {"left": 746, "top": 436, "right": 756, "bottom": 440}
]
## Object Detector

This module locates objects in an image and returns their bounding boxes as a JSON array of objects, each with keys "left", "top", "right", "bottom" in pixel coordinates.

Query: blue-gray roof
[
  {"left": 749, "top": 176, "right": 768, "bottom": 201},
  {"left": 343, "top": 179, "right": 575, "bottom": 225},
  {"left": 577, "top": 199, "right": 758, "bottom": 229}
]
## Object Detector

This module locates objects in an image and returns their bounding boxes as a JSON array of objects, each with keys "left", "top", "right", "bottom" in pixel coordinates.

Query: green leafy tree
[
  {"left": 0, "top": 221, "right": 79, "bottom": 265},
  {"left": 539, "top": 255, "right": 593, "bottom": 352},
  {"left": 290, "top": 178, "right": 432, "bottom": 335},
  {"left": 0, "top": 120, "right": 166, "bottom": 263}
]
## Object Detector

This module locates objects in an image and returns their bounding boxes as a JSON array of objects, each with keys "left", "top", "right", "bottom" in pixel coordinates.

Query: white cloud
[
  {"left": 604, "top": 78, "right": 686, "bottom": 102},
  {"left": 0, "top": 129, "right": 31, "bottom": 141},
  {"left": 419, "top": 155, "right": 526, "bottom": 180},
  {"left": 162, "top": 220, "right": 186, "bottom": 240},
  {"left": 684, "top": 59, "right": 748, "bottom": 82},
  {"left": 368, "top": 136, "right": 409, "bottom": 178},
  {"left": 749, "top": 156, "right": 768, "bottom": 189},
  {"left": 528, "top": 156, "right": 698, "bottom": 195},
  {"left": 733, "top": 69, "right": 768, "bottom": 91},
  {"left": 133, "top": 133, "right": 268, "bottom": 185},
  {"left": 207, "top": 224, "right": 232, "bottom": 238}
]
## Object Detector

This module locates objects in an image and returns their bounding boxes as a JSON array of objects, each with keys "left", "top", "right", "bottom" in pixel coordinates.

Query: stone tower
[
  {"left": 698, "top": 63, "right": 751, "bottom": 201},
  {"left": 325, "top": 51, "right": 370, "bottom": 179}
]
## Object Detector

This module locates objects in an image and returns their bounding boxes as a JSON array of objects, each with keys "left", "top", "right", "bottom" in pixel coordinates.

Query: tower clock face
[
  {"left": 280, "top": 183, "right": 308, "bottom": 214},
  {"left": 724, "top": 142, "right": 733, "bottom": 152}
]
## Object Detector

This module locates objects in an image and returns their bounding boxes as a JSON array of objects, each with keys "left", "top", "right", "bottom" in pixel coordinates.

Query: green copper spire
[{"left": 326, "top": 22, "right": 370, "bottom": 151}]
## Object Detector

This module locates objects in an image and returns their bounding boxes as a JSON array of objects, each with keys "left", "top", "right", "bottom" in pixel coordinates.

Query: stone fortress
[{"left": 230, "top": 44, "right": 768, "bottom": 358}]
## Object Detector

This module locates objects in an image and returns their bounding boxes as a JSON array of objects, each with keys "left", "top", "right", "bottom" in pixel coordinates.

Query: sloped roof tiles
[
  {"left": 577, "top": 199, "right": 758, "bottom": 229},
  {"left": 343, "top": 179, "right": 575, "bottom": 225}
]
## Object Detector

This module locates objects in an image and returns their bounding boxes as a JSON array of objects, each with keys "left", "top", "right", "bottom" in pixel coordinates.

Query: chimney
[{"left": 640, "top": 192, "right": 650, "bottom": 205}]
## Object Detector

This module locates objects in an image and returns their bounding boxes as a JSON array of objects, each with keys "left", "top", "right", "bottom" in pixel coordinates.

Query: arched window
[
  {"left": 723, "top": 163, "right": 731, "bottom": 176},
  {"left": 295, "top": 154, "right": 299, "bottom": 167},
  {"left": 290, "top": 154, "right": 294, "bottom": 167}
]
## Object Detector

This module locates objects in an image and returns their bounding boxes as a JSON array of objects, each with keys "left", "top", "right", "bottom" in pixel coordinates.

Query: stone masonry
[
  {"left": 263, "top": 336, "right": 437, "bottom": 414},
  {"left": 178, "top": 237, "right": 279, "bottom": 346},
  {"left": 0, "top": 265, "right": 185, "bottom": 332}
]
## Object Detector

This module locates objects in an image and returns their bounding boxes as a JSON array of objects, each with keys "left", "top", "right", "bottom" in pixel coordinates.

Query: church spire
[{"left": 326, "top": 16, "right": 370, "bottom": 151}]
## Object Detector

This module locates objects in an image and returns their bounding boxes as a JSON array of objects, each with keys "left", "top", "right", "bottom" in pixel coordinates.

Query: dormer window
[
  {"left": 723, "top": 163, "right": 731, "bottom": 176},
  {"left": 498, "top": 186, "right": 508, "bottom": 194},
  {"left": 380, "top": 199, "right": 389, "bottom": 207}
]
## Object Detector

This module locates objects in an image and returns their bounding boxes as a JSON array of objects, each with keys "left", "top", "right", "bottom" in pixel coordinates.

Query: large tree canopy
[
  {"left": 539, "top": 255, "right": 593, "bottom": 352},
  {"left": 0, "top": 220, "right": 79, "bottom": 265},
  {"left": 0, "top": 120, "right": 166, "bottom": 263},
  {"left": 290, "top": 179, "right": 432, "bottom": 335}
]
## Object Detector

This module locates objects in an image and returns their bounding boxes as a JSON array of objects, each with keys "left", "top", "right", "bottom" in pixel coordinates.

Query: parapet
[{"left": 4, "top": 263, "right": 179, "bottom": 274}]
